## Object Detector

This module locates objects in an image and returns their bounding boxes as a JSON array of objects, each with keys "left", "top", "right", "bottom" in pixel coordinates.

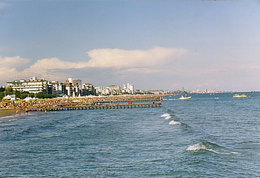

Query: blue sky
[{"left": 0, "top": 0, "right": 260, "bottom": 91}]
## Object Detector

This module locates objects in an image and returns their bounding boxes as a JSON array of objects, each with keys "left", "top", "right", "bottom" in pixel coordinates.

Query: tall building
[
  {"left": 82, "top": 83, "right": 96, "bottom": 96},
  {"left": 94, "top": 86, "right": 103, "bottom": 96},
  {"left": 50, "top": 81, "right": 66, "bottom": 95},
  {"left": 123, "top": 83, "right": 134, "bottom": 94},
  {"left": 64, "top": 78, "right": 82, "bottom": 97},
  {"left": 106, "top": 85, "right": 122, "bottom": 95},
  {"left": 7, "top": 77, "right": 49, "bottom": 94}
]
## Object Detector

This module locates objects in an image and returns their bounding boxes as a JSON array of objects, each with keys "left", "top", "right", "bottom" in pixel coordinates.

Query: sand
[{"left": 0, "top": 109, "right": 17, "bottom": 117}]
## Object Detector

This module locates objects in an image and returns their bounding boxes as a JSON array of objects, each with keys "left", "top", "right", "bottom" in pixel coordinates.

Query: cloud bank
[
  {"left": 86, "top": 47, "right": 188, "bottom": 68},
  {"left": 0, "top": 56, "right": 29, "bottom": 81},
  {"left": 1, "top": 46, "right": 259, "bottom": 91},
  {"left": 0, "top": 47, "right": 190, "bottom": 82}
]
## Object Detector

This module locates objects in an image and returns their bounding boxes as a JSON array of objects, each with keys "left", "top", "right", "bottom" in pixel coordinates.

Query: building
[
  {"left": 106, "top": 85, "right": 122, "bottom": 95},
  {"left": 82, "top": 83, "right": 96, "bottom": 96},
  {"left": 64, "top": 78, "right": 82, "bottom": 97},
  {"left": 123, "top": 83, "right": 134, "bottom": 94},
  {"left": 94, "top": 85, "right": 121, "bottom": 96},
  {"left": 6, "top": 77, "right": 136, "bottom": 97},
  {"left": 7, "top": 77, "right": 49, "bottom": 94},
  {"left": 50, "top": 81, "right": 66, "bottom": 95},
  {"left": 94, "top": 86, "right": 104, "bottom": 96}
]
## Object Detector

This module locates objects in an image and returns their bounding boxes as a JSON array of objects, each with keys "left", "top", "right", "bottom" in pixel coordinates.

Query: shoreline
[
  {"left": 0, "top": 109, "right": 18, "bottom": 118},
  {"left": 0, "top": 94, "right": 163, "bottom": 116}
]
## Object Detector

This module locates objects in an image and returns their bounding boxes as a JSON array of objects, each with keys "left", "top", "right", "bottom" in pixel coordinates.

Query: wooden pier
[{"left": 23, "top": 102, "right": 162, "bottom": 112}]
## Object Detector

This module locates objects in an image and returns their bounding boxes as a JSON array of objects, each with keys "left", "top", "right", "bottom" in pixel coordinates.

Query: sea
[{"left": 0, "top": 92, "right": 259, "bottom": 177}]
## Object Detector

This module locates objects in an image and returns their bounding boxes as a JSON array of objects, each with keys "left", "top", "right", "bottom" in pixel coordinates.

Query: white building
[
  {"left": 64, "top": 78, "right": 82, "bottom": 97},
  {"left": 50, "top": 81, "right": 66, "bottom": 95},
  {"left": 123, "top": 83, "right": 134, "bottom": 94},
  {"left": 7, "top": 77, "right": 49, "bottom": 94}
]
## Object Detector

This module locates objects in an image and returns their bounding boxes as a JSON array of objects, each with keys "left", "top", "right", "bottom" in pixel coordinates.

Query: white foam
[
  {"left": 186, "top": 144, "right": 221, "bottom": 154},
  {"left": 186, "top": 143, "right": 240, "bottom": 155},
  {"left": 203, "top": 149, "right": 240, "bottom": 155},
  {"left": 161, "top": 113, "right": 170, "bottom": 118},
  {"left": 165, "top": 115, "right": 172, "bottom": 120},
  {"left": 169, "top": 120, "right": 181, "bottom": 125},
  {"left": 186, "top": 143, "right": 206, "bottom": 151},
  {"left": 161, "top": 113, "right": 172, "bottom": 119}
]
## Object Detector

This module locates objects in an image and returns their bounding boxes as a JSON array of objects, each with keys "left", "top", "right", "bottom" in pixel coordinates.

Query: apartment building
[{"left": 7, "top": 77, "right": 49, "bottom": 94}]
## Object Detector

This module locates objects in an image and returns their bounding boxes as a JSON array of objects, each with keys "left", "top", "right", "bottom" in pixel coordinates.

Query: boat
[
  {"left": 233, "top": 94, "right": 247, "bottom": 98},
  {"left": 178, "top": 96, "right": 192, "bottom": 100}
]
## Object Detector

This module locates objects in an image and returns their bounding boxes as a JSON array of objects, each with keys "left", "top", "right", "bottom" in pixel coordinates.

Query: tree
[
  {"left": 5, "top": 86, "right": 13, "bottom": 94},
  {"left": 0, "top": 87, "right": 5, "bottom": 92}
]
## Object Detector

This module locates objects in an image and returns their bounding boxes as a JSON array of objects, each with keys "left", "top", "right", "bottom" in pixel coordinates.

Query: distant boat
[
  {"left": 233, "top": 94, "right": 247, "bottom": 98},
  {"left": 178, "top": 96, "right": 192, "bottom": 100}
]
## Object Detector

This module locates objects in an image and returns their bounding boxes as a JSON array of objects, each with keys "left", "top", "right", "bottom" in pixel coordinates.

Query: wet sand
[{"left": 0, "top": 109, "right": 17, "bottom": 117}]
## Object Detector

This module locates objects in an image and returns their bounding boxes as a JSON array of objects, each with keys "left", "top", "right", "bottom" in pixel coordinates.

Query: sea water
[{"left": 0, "top": 92, "right": 259, "bottom": 177}]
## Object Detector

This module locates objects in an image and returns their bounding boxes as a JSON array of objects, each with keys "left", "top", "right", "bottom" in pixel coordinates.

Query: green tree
[
  {"left": 0, "top": 87, "right": 5, "bottom": 92},
  {"left": 5, "top": 86, "right": 13, "bottom": 94}
]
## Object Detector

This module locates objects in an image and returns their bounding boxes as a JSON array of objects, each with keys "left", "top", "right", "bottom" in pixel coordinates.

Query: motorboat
[
  {"left": 178, "top": 96, "right": 192, "bottom": 100},
  {"left": 233, "top": 94, "right": 247, "bottom": 98},
  {"left": 168, "top": 98, "right": 176, "bottom": 100}
]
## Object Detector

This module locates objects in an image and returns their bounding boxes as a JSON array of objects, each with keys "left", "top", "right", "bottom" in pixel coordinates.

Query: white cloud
[
  {"left": 24, "top": 47, "right": 189, "bottom": 72},
  {"left": 0, "top": 47, "right": 259, "bottom": 90},
  {"left": 25, "top": 57, "right": 83, "bottom": 71},
  {"left": 0, "top": 56, "right": 29, "bottom": 81},
  {"left": 0, "top": 47, "right": 190, "bottom": 83},
  {"left": 0, "top": 56, "right": 29, "bottom": 68},
  {"left": 86, "top": 47, "right": 189, "bottom": 68}
]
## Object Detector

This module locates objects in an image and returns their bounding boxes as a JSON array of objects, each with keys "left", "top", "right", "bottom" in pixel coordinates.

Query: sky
[{"left": 0, "top": 0, "right": 260, "bottom": 91}]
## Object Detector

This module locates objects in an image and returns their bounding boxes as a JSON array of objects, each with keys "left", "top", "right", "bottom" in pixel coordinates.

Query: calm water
[{"left": 0, "top": 93, "right": 259, "bottom": 177}]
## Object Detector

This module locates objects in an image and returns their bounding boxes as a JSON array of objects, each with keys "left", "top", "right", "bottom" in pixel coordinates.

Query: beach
[{"left": 0, "top": 109, "right": 17, "bottom": 117}]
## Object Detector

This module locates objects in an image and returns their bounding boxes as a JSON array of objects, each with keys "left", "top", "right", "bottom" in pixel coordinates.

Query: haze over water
[{"left": 0, "top": 92, "right": 259, "bottom": 177}]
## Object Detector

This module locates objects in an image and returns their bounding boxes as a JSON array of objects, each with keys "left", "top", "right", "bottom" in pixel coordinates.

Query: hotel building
[{"left": 7, "top": 77, "right": 49, "bottom": 94}]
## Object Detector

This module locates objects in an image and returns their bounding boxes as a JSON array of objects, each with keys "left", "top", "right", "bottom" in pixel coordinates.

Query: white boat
[
  {"left": 233, "top": 94, "right": 247, "bottom": 98},
  {"left": 178, "top": 96, "right": 192, "bottom": 100},
  {"left": 168, "top": 98, "right": 176, "bottom": 101}
]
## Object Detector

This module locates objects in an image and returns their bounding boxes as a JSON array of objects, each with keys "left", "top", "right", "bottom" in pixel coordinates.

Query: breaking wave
[
  {"left": 161, "top": 113, "right": 172, "bottom": 120},
  {"left": 161, "top": 113, "right": 170, "bottom": 117},
  {"left": 186, "top": 141, "right": 240, "bottom": 155},
  {"left": 169, "top": 120, "right": 182, "bottom": 125}
]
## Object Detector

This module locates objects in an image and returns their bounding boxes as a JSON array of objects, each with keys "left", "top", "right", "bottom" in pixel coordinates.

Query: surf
[
  {"left": 161, "top": 113, "right": 172, "bottom": 120},
  {"left": 186, "top": 141, "right": 240, "bottom": 155},
  {"left": 169, "top": 120, "right": 182, "bottom": 125}
]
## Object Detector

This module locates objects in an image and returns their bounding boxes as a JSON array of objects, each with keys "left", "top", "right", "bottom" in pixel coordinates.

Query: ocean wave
[
  {"left": 161, "top": 113, "right": 172, "bottom": 120},
  {"left": 161, "top": 112, "right": 192, "bottom": 130},
  {"left": 169, "top": 120, "right": 182, "bottom": 125},
  {"left": 186, "top": 141, "right": 240, "bottom": 155},
  {"left": 161, "top": 113, "right": 170, "bottom": 117}
]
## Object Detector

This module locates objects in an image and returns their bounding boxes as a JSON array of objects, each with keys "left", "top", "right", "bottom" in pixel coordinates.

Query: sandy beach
[{"left": 0, "top": 109, "right": 17, "bottom": 118}]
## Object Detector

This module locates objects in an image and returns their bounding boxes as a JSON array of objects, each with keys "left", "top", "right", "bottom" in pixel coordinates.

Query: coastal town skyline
[
  {"left": 2, "top": 76, "right": 254, "bottom": 94},
  {"left": 1, "top": 0, "right": 260, "bottom": 91}
]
